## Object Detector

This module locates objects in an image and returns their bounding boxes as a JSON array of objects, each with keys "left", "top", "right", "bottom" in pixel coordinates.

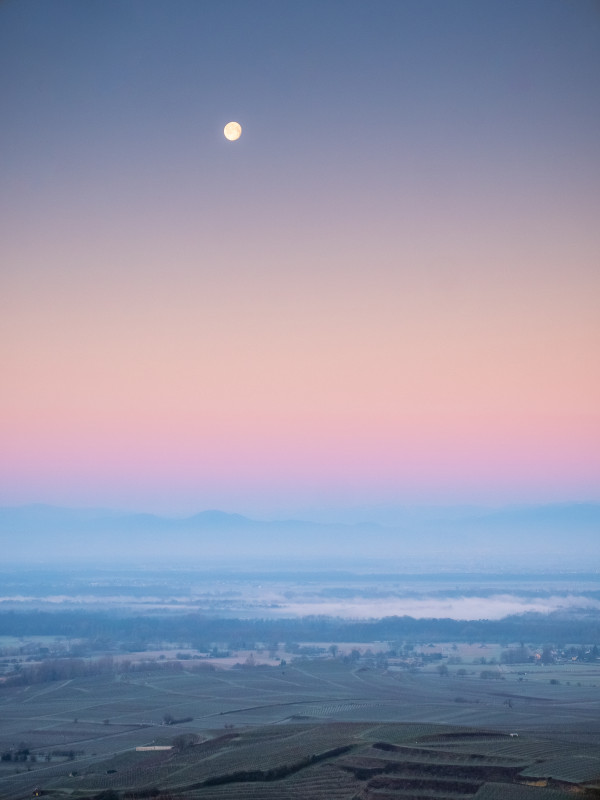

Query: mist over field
[
  {"left": 2, "top": 503, "right": 598, "bottom": 624},
  {"left": 2, "top": 564, "right": 600, "bottom": 627}
]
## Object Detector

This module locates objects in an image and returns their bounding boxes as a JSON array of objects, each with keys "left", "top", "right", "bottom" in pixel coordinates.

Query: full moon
[{"left": 224, "top": 121, "right": 242, "bottom": 141}]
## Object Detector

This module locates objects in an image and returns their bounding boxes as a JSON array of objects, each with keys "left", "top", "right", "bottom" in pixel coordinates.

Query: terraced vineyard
[
  {"left": 474, "top": 784, "right": 575, "bottom": 800},
  {"left": 6, "top": 721, "right": 596, "bottom": 799},
  {"left": 1, "top": 659, "right": 599, "bottom": 799}
]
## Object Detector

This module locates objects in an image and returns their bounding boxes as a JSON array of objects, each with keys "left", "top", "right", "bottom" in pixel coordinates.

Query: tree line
[{"left": 0, "top": 609, "right": 599, "bottom": 647}]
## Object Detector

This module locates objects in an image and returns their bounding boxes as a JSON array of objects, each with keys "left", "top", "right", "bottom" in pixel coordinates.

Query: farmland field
[{"left": 1, "top": 657, "right": 599, "bottom": 799}]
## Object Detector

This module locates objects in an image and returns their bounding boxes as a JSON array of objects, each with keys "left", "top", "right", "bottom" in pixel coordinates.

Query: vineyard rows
[
  {"left": 473, "top": 782, "right": 572, "bottom": 800},
  {"left": 520, "top": 754, "right": 600, "bottom": 783},
  {"left": 364, "top": 743, "right": 526, "bottom": 767},
  {"left": 3, "top": 658, "right": 600, "bottom": 799},
  {"left": 177, "top": 762, "right": 359, "bottom": 800},
  {"left": 360, "top": 722, "right": 463, "bottom": 743}
]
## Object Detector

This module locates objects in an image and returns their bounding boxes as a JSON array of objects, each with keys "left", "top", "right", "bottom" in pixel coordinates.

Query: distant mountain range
[{"left": 1, "top": 502, "right": 598, "bottom": 570}]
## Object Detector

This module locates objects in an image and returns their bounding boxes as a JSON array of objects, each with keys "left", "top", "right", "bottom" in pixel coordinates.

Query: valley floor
[{"left": 1, "top": 657, "right": 600, "bottom": 799}]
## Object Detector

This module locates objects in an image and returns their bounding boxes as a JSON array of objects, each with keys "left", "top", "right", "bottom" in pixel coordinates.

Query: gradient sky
[{"left": 1, "top": 0, "right": 599, "bottom": 516}]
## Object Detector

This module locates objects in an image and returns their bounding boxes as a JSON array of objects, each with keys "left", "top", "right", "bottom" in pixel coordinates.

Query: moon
[{"left": 224, "top": 121, "right": 242, "bottom": 141}]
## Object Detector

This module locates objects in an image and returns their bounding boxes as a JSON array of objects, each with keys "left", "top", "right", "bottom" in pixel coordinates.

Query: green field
[{"left": 1, "top": 657, "right": 600, "bottom": 799}]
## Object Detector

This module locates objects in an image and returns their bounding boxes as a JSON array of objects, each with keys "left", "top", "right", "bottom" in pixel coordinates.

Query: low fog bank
[
  {"left": 274, "top": 593, "right": 600, "bottom": 621},
  {"left": 3, "top": 593, "right": 596, "bottom": 620},
  {"left": 1, "top": 568, "right": 599, "bottom": 621}
]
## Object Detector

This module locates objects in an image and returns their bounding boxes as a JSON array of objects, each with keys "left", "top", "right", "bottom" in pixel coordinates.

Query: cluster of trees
[
  {"left": 1, "top": 746, "right": 31, "bottom": 762},
  {"left": 2, "top": 655, "right": 211, "bottom": 687},
  {"left": 480, "top": 669, "right": 504, "bottom": 680},
  {"left": 500, "top": 645, "right": 531, "bottom": 664},
  {"left": 566, "top": 644, "right": 599, "bottom": 661},
  {"left": 162, "top": 713, "right": 193, "bottom": 726},
  {"left": 1, "top": 747, "right": 80, "bottom": 762}
]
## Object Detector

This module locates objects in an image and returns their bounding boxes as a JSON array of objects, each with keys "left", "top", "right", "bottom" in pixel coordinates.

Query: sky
[{"left": 1, "top": 0, "right": 599, "bottom": 518}]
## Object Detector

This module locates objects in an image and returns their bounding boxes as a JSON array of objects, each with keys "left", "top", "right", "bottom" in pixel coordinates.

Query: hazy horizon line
[{"left": 5, "top": 497, "right": 600, "bottom": 519}]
